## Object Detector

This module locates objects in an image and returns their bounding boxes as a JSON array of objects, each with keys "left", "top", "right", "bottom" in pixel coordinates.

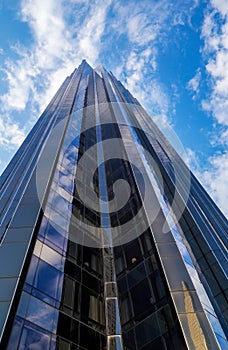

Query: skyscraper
[{"left": 0, "top": 60, "right": 227, "bottom": 349}]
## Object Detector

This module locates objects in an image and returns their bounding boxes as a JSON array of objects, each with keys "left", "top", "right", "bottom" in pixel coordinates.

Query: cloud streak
[
  {"left": 201, "top": 1, "right": 228, "bottom": 126},
  {"left": 0, "top": 0, "right": 226, "bottom": 218},
  {"left": 0, "top": 0, "right": 112, "bottom": 162},
  {"left": 187, "top": 68, "right": 201, "bottom": 100},
  {"left": 0, "top": 0, "right": 113, "bottom": 114},
  {"left": 194, "top": 0, "right": 228, "bottom": 216},
  {"left": 0, "top": 114, "right": 25, "bottom": 148}
]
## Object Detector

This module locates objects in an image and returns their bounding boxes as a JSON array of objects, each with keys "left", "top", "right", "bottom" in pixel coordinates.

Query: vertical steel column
[{"left": 93, "top": 72, "right": 123, "bottom": 350}]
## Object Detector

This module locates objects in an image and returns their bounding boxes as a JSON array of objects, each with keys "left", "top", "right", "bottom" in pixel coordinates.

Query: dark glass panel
[
  {"left": 72, "top": 283, "right": 80, "bottom": 318},
  {"left": 100, "top": 123, "right": 121, "bottom": 140},
  {"left": 141, "top": 231, "right": 153, "bottom": 254},
  {"left": 135, "top": 313, "right": 160, "bottom": 348},
  {"left": 115, "top": 253, "right": 125, "bottom": 275},
  {"left": 82, "top": 269, "right": 99, "bottom": 293},
  {"left": 127, "top": 262, "right": 146, "bottom": 288},
  {"left": 145, "top": 255, "right": 158, "bottom": 275},
  {"left": 124, "top": 239, "right": 142, "bottom": 268},
  {"left": 120, "top": 292, "right": 133, "bottom": 325},
  {"left": 79, "top": 323, "right": 103, "bottom": 350},
  {"left": 64, "top": 260, "right": 81, "bottom": 282},
  {"left": 57, "top": 312, "right": 79, "bottom": 344},
  {"left": 131, "top": 279, "right": 154, "bottom": 320},
  {"left": 122, "top": 328, "right": 136, "bottom": 350},
  {"left": 141, "top": 337, "right": 165, "bottom": 350},
  {"left": 61, "top": 276, "right": 75, "bottom": 312},
  {"left": 82, "top": 246, "right": 102, "bottom": 275},
  {"left": 117, "top": 275, "right": 128, "bottom": 293},
  {"left": 67, "top": 240, "right": 77, "bottom": 261},
  {"left": 150, "top": 271, "right": 166, "bottom": 301},
  {"left": 56, "top": 337, "right": 71, "bottom": 350}
]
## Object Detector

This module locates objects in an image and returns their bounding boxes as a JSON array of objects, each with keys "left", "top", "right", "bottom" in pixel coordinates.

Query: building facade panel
[{"left": 0, "top": 60, "right": 227, "bottom": 349}]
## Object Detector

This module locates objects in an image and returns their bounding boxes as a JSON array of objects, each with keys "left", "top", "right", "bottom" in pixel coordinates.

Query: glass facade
[{"left": 0, "top": 60, "right": 227, "bottom": 349}]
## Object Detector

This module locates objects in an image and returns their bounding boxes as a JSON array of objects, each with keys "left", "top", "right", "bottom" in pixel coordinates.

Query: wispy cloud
[
  {"left": 0, "top": 0, "right": 112, "bottom": 159},
  {"left": 126, "top": 11, "right": 162, "bottom": 46},
  {"left": 201, "top": 1, "right": 228, "bottom": 126},
  {"left": 77, "top": 1, "right": 112, "bottom": 60},
  {"left": 111, "top": 0, "right": 174, "bottom": 128},
  {"left": 0, "top": 0, "right": 112, "bottom": 114},
  {"left": 196, "top": 0, "right": 228, "bottom": 215},
  {"left": 0, "top": 114, "right": 25, "bottom": 149},
  {"left": 2, "top": 0, "right": 226, "bottom": 223},
  {"left": 1, "top": 52, "right": 36, "bottom": 111},
  {"left": 183, "top": 147, "right": 201, "bottom": 170},
  {"left": 110, "top": 0, "right": 201, "bottom": 131},
  {"left": 201, "top": 152, "right": 228, "bottom": 216},
  {"left": 0, "top": 0, "right": 200, "bottom": 134},
  {"left": 187, "top": 68, "right": 201, "bottom": 100},
  {"left": 183, "top": 146, "right": 228, "bottom": 216},
  {"left": 122, "top": 49, "right": 172, "bottom": 129}
]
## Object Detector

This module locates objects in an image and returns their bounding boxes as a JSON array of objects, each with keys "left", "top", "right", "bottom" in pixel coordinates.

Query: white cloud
[
  {"left": 113, "top": 0, "right": 169, "bottom": 47},
  {"left": 0, "top": 0, "right": 112, "bottom": 115},
  {"left": 0, "top": 0, "right": 199, "bottom": 144},
  {"left": 173, "top": 13, "right": 185, "bottom": 26},
  {"left": 195, "top": 0, "right": 228, "bottom": 216},
  {"left": 200, "top": 152, "right": 228, "bottom": 216},
  {"left": 0, "top": 114, "right": 25, "bottom": 149},
  {"left": 183, "top": 147, "right": 228, "bottom": 217},
  {"left": 187, "top": 68, "right": 201, "bottom": 100},
  {"left": 211, "top": 0, "right": 228, "bottom": 16},
  {"left": 77, "top": 1, "right": 112, "bottom": 61},
  {"left": 220, "top": 128, "right": 228, "bottom": 145},
  {"left": 201, "top": 2, "right": 228, "bottom": 126},
  {"left": 118, "top": 49, "right": 171, "bottom": 129},
  {"left": 126, "top": 13, "right": 158, "bottom": 45},
  {"left": 183, "top": 147, "right": 200, "bottom": 170},
  {"left": 0, "top": 0, "right": 112, "bottom": 156},
  {"left": 21, "top": 0, "right": 70, "bottom": 67},
  {"left": 111, "top": 0, "right": 200, "bottom": 130},
  {"left": 1, "top": 54, "right": 36, "bottom": 111},
  {"left": 111, "top": 0, "right": 173, "bottom": 127}
]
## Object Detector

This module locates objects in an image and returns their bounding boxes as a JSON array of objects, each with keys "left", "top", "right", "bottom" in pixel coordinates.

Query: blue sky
[{"left": 0, "top": 0, "right": 227, "bottom": 216}]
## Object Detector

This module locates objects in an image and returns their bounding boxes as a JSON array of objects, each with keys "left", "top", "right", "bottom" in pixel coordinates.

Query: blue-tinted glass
[
  {"left": 6, "top": 316, "right": 23, "bottom": 350},
  {"left": 18, "top": 321, "right": 51, "bottom": 349},
  {"left": 26, "top": 255, "right": 39, "bottom": 285},
  {"left": 17, "top": 292, "right": 30, "bottom": 318},
  {"left": 25, "top": 295, "right": 58, "bottom": 332},
  {"left": 0, "top": 301, "right": 10, "bottom": 332},
  {"left": 11, "top": 205, "right": 40, "bottom": 228},
  {"left": 43, "top": 223, "right": 66, "bottom": 251},
  {"left": 0, "top": 243, "right": 27, "bottom": 277},
  {"left": 4, "top": 227, "right": 33, "bottom": 243},
  {"left": 0, "top": 278, "right": 17, "bottom": 301},
  {"left": 34, "top": 260, "right": 63, "bottom": 300}
]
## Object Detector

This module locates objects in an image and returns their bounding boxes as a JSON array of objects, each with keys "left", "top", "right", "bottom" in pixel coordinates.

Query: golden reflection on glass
[{"left": 182, "top": 281, "right": 207, "bottom": 350}]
